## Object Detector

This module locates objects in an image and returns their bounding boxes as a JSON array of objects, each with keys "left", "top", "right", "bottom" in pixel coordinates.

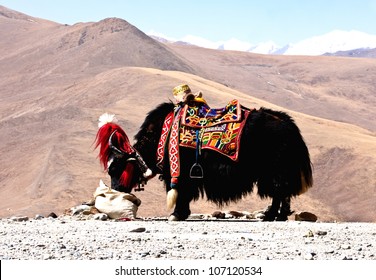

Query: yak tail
[
  {"left": 167, "top": 188, "right": 178, "bottom": 210},
  {"left": 295, "top": 126, "right": 313, "bottom": 195},
  {"left": 299, "top": 172, "right": 311, "bottom": 195},
  {"left": 286, "top": 120, "right": 313, "bottom": 196},
  {"left": 289, "top": 119, "right": 313, "bottom": 196},
  {"left": 298, "top": 148, "right": 313, "bottom": 195}
]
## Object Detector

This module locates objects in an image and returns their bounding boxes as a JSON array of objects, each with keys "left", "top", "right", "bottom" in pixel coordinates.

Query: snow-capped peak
[
  {"left": 247, "top": 41, "right": 280, "bottom": 54},
  {"left": 283, "top": 30, "right": 376, "bottom": 55},
  {"left": 149, "top": 30, "right": 376, "bottom": 56}
]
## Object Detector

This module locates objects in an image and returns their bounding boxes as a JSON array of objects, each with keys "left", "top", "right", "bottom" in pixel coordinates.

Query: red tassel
[
  {"left": 120, "top": 162, "right": 135, "bottom": 188},
  {"left": 110, "top": 128, "right": 134, "bottom": 154},
  {"left": 94, "top": 122, "right": 134, "bottom": 171}
]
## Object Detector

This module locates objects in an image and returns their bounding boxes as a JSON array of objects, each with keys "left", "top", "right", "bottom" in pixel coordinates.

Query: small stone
[
  {"left": 304, "top": 230, "right": 314, "bottom": 237},
  {"left": 129, "top": 227, "right": 146, "bottom": 233},
  {"left": 295, "top": 212, "right": 318, "bottom": 222},
  {"left": 35, "top": 214, "right": 44, "bottom": 220},
  {"left": 245, "top": 213, "right": 255, "bottom": 219},
  {"left": 47, "top": 212, "right": 58, "bottom": 218},
  {"left": 10, "top": 216, "right": 29, "bottom": 222},
  {"left": 189, "top": 214, "right": 205, "bottom": 220},
  {"left": 140, "top": 252, "right": 150, "bottom": 257},
  {"left": 255, "top": 212, "right": 265, "bottom": 219},
  {"left": 228, "top": 211, "right": 245, "bottom": 218},
  {"left": 316, "top": 230, "right": 327, "bottom": 236},
  {"left": 94, "top": 213, "right": 108, "bottom": 221},
  {"left": 212, "top": 211, "right": 225, "bottom": 219},
  {"left": 253, "top": 209, "right": 266, "bottom": 219}
]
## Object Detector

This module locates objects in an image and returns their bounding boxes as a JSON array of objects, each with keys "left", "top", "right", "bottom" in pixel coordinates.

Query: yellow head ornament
[{"left": 172, "top": 84, "right": 191, "bottom": 102}]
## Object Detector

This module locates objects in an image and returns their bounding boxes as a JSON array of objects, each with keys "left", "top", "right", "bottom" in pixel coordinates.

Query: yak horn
[{"left": 166, "top": 188, "right": 178, "bottom": 210}]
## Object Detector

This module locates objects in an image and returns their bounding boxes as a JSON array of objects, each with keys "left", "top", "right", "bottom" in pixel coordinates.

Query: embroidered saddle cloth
[
  {"left": 157, "top": 100, "right": 249, "bottom": 168},
  {"left": 181, "top": 99, "right": 242, "bottom": 128},
  {"left": 156, "top": 99, "right": 250, "bottom": 186},
  {"left": 179, "top": 99, "right": 249, "bottom": 161}
]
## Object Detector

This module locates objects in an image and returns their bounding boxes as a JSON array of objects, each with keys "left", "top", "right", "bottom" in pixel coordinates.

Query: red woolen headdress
[{"left": 94, "top": 113, "right": 134, "bottom": 171}]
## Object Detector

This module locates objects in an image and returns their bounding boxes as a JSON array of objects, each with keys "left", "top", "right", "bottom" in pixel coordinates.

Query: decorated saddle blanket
[
  {"left": 179, "top": 99, "right": 249, "bottom": 161},
  {"left": 156, "top": 100, "right": 250, "bottom": 171},
  {"left": 181, "top": 99, "right": 242, "bottom": 128}
]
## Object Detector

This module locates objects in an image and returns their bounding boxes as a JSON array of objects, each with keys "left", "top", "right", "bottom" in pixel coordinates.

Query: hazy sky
[{"left": 1, "top": 0, "right": 376, "bottom": 46}]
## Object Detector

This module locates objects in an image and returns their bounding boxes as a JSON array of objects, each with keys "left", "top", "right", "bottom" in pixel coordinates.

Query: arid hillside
[
  {"left": 0, "top": 6, "right": 375, "bottom": 222},
  {"left": 167, "top": 44, "right": 376, "bottom": 132}
]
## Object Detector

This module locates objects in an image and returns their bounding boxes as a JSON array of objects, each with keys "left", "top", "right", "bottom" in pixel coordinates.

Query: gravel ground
[{"left": 1, "top": 215, "right": 376, "bottom": 261}]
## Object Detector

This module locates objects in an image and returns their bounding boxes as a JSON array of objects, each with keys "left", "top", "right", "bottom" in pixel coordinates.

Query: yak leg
[
  {"left": 276, "top": 197, "right": 293, "bottom": 221},
  {"left": 263, "top": 197, "right": 281, "bottom": 221},
  {"left": 169, "top": 191, "right": 191, "bottom": 221}
]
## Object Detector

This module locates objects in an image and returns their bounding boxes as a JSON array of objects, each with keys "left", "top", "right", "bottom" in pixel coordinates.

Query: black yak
[{"left": 129, "top": 100, "right": 313, "bottom": 221}]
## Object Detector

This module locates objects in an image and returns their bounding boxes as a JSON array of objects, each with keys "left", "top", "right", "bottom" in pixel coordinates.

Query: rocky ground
[{"left": 1, "top": 213, "right": 375, "bottom": 260}]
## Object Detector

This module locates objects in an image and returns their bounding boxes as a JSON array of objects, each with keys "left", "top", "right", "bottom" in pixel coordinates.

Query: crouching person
[{"left": 94, "top": 113, "right": 152, "bottom": 193}]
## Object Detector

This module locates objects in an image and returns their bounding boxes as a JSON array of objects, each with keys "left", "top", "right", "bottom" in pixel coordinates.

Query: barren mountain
[
  {"left": 324, "top": 47, "right": 376, "bottom": 58},
  {"left": 0, "top": 6, "right": 375, "bottom": 222},
  {"left": 166, "top": 44, "right": 376, "bottom": 132}
]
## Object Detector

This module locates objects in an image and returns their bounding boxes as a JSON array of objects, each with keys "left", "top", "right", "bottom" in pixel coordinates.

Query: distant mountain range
[{"left": 151, "top": 30, "right": 376, "bottom": 57}]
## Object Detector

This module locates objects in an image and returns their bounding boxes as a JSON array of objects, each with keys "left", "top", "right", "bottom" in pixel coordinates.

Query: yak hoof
[
  {"left": 168, "top": 215, "right": 180, "bottom": 221},
  {"left": 262, "top": 211, "right": 277, "bottom": 221},
  {"left": 276, "top": 214, "right": 288, "bottom": 221}
]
